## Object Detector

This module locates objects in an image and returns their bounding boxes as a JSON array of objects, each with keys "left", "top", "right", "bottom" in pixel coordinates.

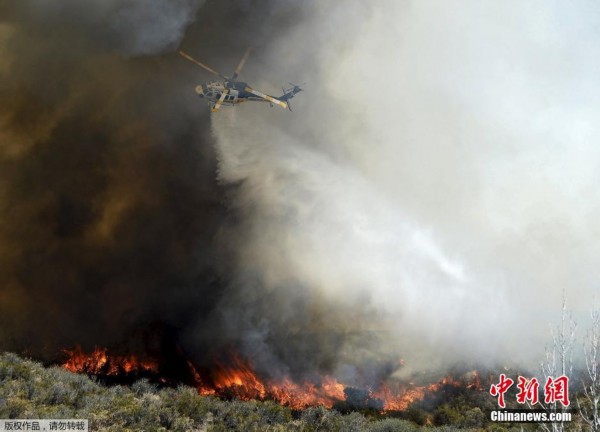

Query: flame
[
  {"left": 193, "top": 355, "right": 346, "bottom": 410},
  {"left": 372, "top": 381, "right": 443, "bottom": 411},
  {"left": 63, "top": 348, "right": 484, "bottom": 412},
  {"left": 62, "top": 346, "right": 158, "bottom": 376}
]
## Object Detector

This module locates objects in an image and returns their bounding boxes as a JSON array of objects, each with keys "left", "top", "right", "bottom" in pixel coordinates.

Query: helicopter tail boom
[
  {"left": 279, "top": 83, "right": 303, "bottom": 102},
  {"left": 244, "top": 86, "right": 287, "bottom": 109}
]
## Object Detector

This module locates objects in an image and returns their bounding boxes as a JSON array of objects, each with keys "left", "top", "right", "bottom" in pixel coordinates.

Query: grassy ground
[{"left": 0, "top": 352, "right": 548, "bottom": 431}]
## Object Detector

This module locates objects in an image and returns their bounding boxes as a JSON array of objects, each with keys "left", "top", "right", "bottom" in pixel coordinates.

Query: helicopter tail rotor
[
  {"left": 277, "top": 82, "right": 304, "bottom": 109},
  {"left": 286, "top": 82, "right": 305, "bottom": 93}
]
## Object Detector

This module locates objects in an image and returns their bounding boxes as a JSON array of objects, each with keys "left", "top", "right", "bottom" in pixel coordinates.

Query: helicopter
[{"left": 179, "top": 48, "right": 303, "bottom": 112}]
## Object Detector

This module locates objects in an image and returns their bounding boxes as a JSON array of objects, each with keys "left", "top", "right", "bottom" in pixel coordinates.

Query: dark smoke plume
[
  {"left": 0, "top": 0, "right": 394, "bottom": 386},
  {"left": 0, "top": 0, "right": 220, "bottom": 356},
  {"left": 10, "top": 0, "right": 586, "bottom": 389}
]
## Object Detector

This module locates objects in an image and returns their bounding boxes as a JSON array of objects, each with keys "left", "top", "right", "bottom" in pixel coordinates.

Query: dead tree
[
  {"left": 578, "top": 308, "right": 600, "bottom": 431},
  {"left": 538, "top": 297, "right": 577, "bottom": 432}
]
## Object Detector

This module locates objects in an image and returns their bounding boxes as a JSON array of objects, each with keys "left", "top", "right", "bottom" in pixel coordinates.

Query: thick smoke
[
  {"left": 21, "top": 0, "right": 204, "bottom": 56},
  {"left": 0, "top": 0, "right": 219, "bottom": 357},
  {"left": 1, "top": 0, "right": 380, "bottom": 383},
  {"left": 209, "top": 0, "right": 600, "bottom": 374},
  {"left": 0, "top": 1, "right": 297, "bottom": 364},
  {"left": 2, "top": 0, "right": 600, "bottom": 389}
]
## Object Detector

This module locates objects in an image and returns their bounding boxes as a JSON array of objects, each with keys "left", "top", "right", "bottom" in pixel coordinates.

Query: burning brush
[
  {"left": 62, "top": 347, "right": 159, "bottom": 377},
  {"left": 60, "top": 347, "right": 485, "bottom": 412}
]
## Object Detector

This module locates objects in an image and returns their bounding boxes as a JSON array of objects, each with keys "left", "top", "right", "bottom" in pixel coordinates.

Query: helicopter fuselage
[{"left": 195, "top": 81, "right": 272, "bottom": 106}]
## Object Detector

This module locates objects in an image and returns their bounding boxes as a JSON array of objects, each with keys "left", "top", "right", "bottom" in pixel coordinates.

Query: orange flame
[
  {"left": 63, "top": 348, "right": 483, "bottom": 412},
  {"left": 372, "top": 381, "right": 440, "bottom": 411},
  {"left": 193, "top": 355, "right": 346, "bottom": 409},
  {"left": 62, "top": 346, "right": 158, "bottom": 376}
]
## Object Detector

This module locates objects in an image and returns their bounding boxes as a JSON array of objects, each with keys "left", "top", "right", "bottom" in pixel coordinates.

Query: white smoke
[{"left": 211, "top": 0, "right": 600, "bottom": 370}]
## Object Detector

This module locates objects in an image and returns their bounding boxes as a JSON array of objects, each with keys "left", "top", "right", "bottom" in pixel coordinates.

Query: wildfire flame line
[
  {"left": 62, "top": 346, "right": 159, "bottom": 376},
  {"left": 192, "top": 356, "right": 346, "bottom": 409},
  {"left": 62, "top": 348, "right": 483, "bottom": 412},
  {"left": 188, "top": 355, "right": 437, "bottom": 411}
]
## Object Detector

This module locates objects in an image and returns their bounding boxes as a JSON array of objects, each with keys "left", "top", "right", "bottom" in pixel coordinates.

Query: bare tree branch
[
  {"left": 537, "top": 295, "right": 577, "bottom": 432},
  {"left": 578, "top": 307, "right": 600, "bottom": 431}
]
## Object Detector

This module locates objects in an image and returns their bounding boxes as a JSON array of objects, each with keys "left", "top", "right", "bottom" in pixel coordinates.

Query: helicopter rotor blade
[
  {"left": 244, "top": 86, "right": 287, "bottom": 109},
  {"left": 179, "top": 51, "right": 228, "bottom": 80},
  {"left": 211, "top": 89, "right": 229, "bottom": 112},
  {"left": 231, "top": 47, "right": 252, "bottom": 80}
]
